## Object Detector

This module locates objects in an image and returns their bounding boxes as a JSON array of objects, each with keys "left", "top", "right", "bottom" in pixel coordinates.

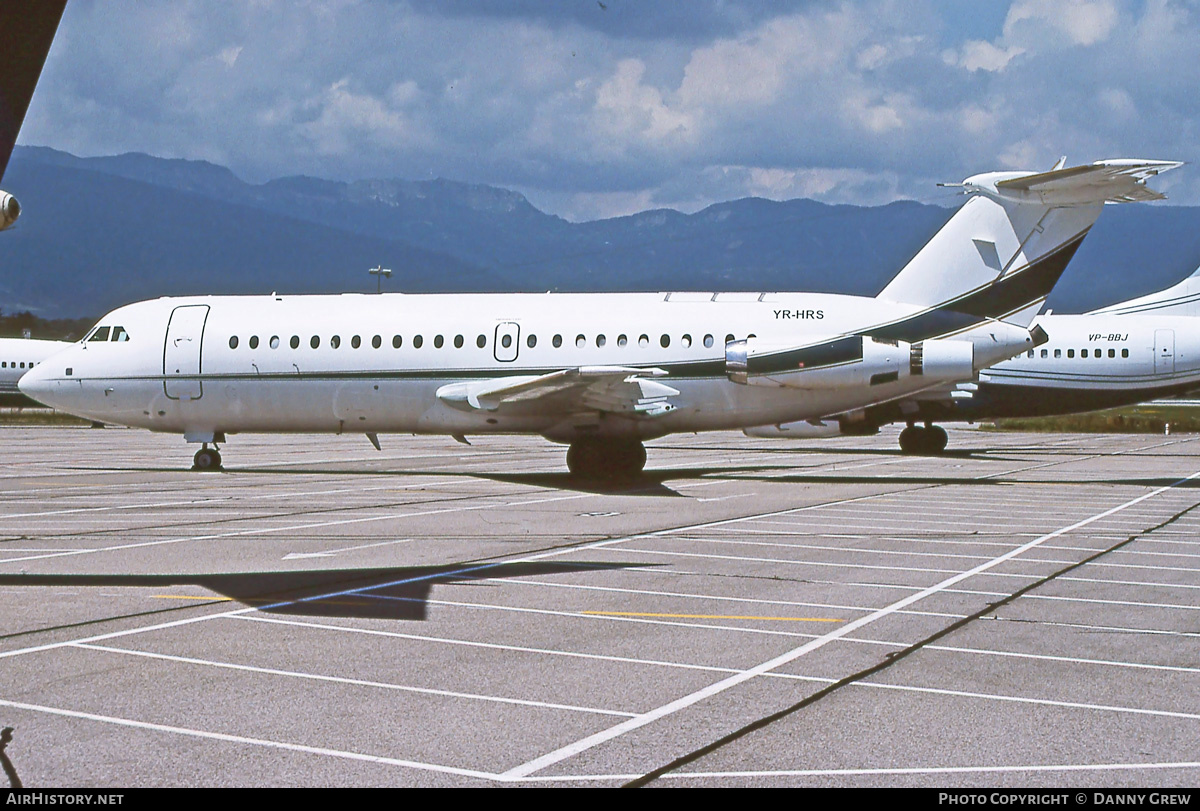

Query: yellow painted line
[
  {"left": 152, "top": 595, "right": 233, "bottom": 602},
  {"left": 581, "top": 611, "right": 844, "bottom": 623}
]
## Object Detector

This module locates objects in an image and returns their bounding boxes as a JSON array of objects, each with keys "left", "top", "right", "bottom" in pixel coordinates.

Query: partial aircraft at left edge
[{"left": 0, "top": 1, "right": 72, "bottom": 406}]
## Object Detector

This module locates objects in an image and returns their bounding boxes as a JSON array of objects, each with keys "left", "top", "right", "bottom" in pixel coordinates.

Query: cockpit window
[
  {"left": 111, "top": 326, "right": 129, "bottom": 342},
  {"left": 88, "top": 326, "right": 111, "bottom": 342}
]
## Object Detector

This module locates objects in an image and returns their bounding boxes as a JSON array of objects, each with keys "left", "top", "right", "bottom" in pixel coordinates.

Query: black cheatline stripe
[
  {"left": 78, "top": 357, "right": 733, "bottom": 386},
  {"left": 744, "top": 336, "right": 863, "bottom": 377},
  {"left": 1098, "top": 293, "right": 1200, "bottom": 315},
  {"left": 866, "top": 230, "right": 1089, "bottom": 343}
]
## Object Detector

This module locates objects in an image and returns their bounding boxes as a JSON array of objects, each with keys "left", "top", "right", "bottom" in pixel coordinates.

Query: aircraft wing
[{"left": 436, "top": 366, "right": 680, "bottom": 418}]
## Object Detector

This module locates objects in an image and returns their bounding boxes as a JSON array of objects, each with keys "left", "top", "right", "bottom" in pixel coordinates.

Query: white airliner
[
  {"left": 18, "top": 159, "right": 1178, "bottom": 475},
  {"left": 0, "top": 337, "right": 69, "bottom": 407},
  {"left": 748, "top": 265, "right": 1200, "bottom": 453}
]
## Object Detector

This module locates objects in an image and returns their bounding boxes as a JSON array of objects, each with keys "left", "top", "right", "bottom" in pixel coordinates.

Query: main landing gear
[
  {"left": 192, "top": 444, "right": 223, "bottom": 471},
  {"left": 566, "top": 439, "right": 646, "bottom": 481},
  {"left": 898, "top": 423, "right": 948, "bottom": 455}
]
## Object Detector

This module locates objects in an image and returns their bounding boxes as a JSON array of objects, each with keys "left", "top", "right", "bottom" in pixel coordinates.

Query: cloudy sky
[{"left": 19, "top": 0, "right": 1200, "bottom": 220}]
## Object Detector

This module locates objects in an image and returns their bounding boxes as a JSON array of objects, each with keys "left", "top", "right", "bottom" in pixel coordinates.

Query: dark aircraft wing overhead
[{"left": 0, "top": 0, "right": 67, "bottom": 182}]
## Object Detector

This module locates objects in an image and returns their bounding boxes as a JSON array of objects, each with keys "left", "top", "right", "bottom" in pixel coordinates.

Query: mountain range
[{"left": 3, "top": 146, "right": 1200, "bottom": 319}]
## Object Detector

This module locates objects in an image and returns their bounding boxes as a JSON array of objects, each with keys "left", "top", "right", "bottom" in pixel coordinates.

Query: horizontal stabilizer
[{"left": 975, "top": 159, "right": 1182, "bottom": 206}]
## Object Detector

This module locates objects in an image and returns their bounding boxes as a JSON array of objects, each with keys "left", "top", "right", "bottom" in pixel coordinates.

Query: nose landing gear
[
  {"left": 898, "top": 423, "right": 948, "bottom": 455},
  {"left": 192, "top": 445, "right": 223, "bottom": 471}
]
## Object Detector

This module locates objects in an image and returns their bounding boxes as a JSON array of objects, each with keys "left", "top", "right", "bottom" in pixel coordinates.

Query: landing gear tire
[
  {"left": 898, "top": 425, "right": 947, "bottom": 455},
  {"left": 898, "top": 426, "right": 923, "bottom": 454},
  {"left": 926, "top": 425, "right": 948, "bottom": 454},
  {"left": 192, "top": 447, "right": 222, "bottom": 471},
  {"left": 566, "top": 439, "right": 646, "bottom": 481}
]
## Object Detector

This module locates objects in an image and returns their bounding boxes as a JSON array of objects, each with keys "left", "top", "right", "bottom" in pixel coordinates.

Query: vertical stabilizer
[
  {"left": 1089, "top": 264, "right": 1200, "bottom": 317},
  {"left": 0, "top": 0, "right": 68, "bottom": 182},
  {"left": 877, "top": 159, "right": 1182, "bottom": 328}
]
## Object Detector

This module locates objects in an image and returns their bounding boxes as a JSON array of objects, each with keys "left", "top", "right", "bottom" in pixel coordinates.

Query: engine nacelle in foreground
[
  {"left": 727, "top": 335, "right": 974, "bottom": 390},
  {"left": 0, "top": 192, "right": 20, "bottom": 231}
]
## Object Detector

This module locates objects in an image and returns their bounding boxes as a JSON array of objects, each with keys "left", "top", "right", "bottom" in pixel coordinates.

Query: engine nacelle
[
  {"left": 727, "top": 335, "right": 974, "bottom": 390},
  {"left": 910, "top": 337, "right": 974, "bottom": 380},
  {"left": 0, "top": 192, "right": 20, "bottom": 231},
  {"left": 744, "top": 420, "right": 844, "bottom": 438}
]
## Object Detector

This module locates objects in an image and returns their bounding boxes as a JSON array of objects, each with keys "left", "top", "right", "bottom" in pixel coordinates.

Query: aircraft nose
[{"left": 18, "top": 361, "right": 61, "bottom": 408}]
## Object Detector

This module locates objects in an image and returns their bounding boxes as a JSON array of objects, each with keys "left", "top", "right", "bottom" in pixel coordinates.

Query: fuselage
[
  {"left": 19, "top": 290, "right": 1032, "bottom": 442},
  {"left": 964, "top": 313, "right": 1200, "bottom": 416}
]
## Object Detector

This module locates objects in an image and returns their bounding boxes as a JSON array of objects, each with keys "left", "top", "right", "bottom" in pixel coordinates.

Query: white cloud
[
  {"left": 300, "top": 78, "right": 421, "bottom": 155},
  {"left": 1097, "top": 87, "right": 1136, "bottom": 120},
  {"left": 215, "top": 45, "right": 242, "bottom": 68},
  {"left": 17, "top": 0, "right": 1200, "bottom": 215},
  {"left": 949, "top": 40, "right": 1025, "bottom": 72},
  {"left": 592, "top": 59, "right": 695, "bottom": 149},
  {"left": 842, "top": 92, "right": 907, "bottom": 134},
  {"left": 999, "top": 140, "right": 1041, "bottom": 170},
  {"left": 678, "top": 9, "right": 865, "bottom": 110},
  {"left": 1004, "top": 0, "right": 1120, "bottom": 47}
]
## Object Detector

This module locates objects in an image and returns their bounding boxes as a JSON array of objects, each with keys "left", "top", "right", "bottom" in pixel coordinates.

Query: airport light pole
[{"left": 369, "top": 265, "right": 392, "bottom": 294}]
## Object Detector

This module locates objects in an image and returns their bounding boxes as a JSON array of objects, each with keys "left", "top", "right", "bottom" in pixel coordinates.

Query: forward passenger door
[{"left": 163, "top": 305, "right": 209, "bottom": 400}]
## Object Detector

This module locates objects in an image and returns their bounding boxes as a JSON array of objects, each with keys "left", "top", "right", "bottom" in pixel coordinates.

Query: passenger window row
[
  {"left": 228, "top": 332, "right": 734, "bottom": 351},
  {"left": 1026, "top": 348, "right": 1130, "bottom": 359},
  {"left": 1, "top": 361, "right": 35, "bottom": 369}
]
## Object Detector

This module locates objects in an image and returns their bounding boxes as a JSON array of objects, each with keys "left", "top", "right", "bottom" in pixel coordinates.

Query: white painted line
[
  {"left": 1056, "top": 573, "right": 1200, "bottom": 589},
  {"left": 0, "top": 502, "right": 499, "bottom": 565},
  {"left": 282, "top": 537, "right": 413, "bottom": 560},
  {"left": 670, "top": 536, "right": 1073, "bottom": 564},
  {"left": 73, "top": 643, "right": 635, "bottom": 718},
  {"left": 483, "top": 576, "right": 964, "bottom": 620},
  {"left": 0, "top": 484, "right": 930, "bottom": 663},
  {"left": 911, "top": 639, "right": 1200, "bottom": 675},
  {"left": 0, "top": 697, "right": 500, "bottom": 780},
  {"left": 982, "top": 616, "right": 1200, "bottom": 639},
  {"left": 1021, "top": 593, "right": 1200, "bottom": 612},
  {"left": 362, "top": 592, "right": 825, "bottom": 641},
  {"left": 525, "top": 759, "right": 1200, "bottom": 782},
  {"left": 499, "top": 469, "right": 1200, "bottom": 780},
  {"left": 853, "top": 678, "right": 1200, "bottom": 721},
  {"left": 234, "top": 614, "right": 747, "bottom": 676},
  {"left": 0, "top": 478, "right": 462, "bottom": 520},
  {"left": 0, "top": 485, "right": 598, "bottom": 566},
  {"left": 613, "top": 546, "right": 974, "bottom": 578}
]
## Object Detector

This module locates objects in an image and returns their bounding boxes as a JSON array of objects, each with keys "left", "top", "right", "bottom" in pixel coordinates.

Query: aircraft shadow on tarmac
[
  {"left": 74, "top": 456, "right": 1200, "bottom": 493},
  {"left": 0, "top": 560, "right": 649, "bottom": 622},
  {"left": 198, "top": 464, "right": 793, "bottom": 496}
]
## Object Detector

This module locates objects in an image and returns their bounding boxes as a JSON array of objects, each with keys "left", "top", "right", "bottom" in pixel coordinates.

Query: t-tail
[
  {"left": 874, "top": 158, "right": 1183, "bottom": 337},
  {"left": 724, "top": 159, "right": 1180, "bottom": 401},
  {"left": 0, "top": 0, "right": 69, "bottom": 231}
]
